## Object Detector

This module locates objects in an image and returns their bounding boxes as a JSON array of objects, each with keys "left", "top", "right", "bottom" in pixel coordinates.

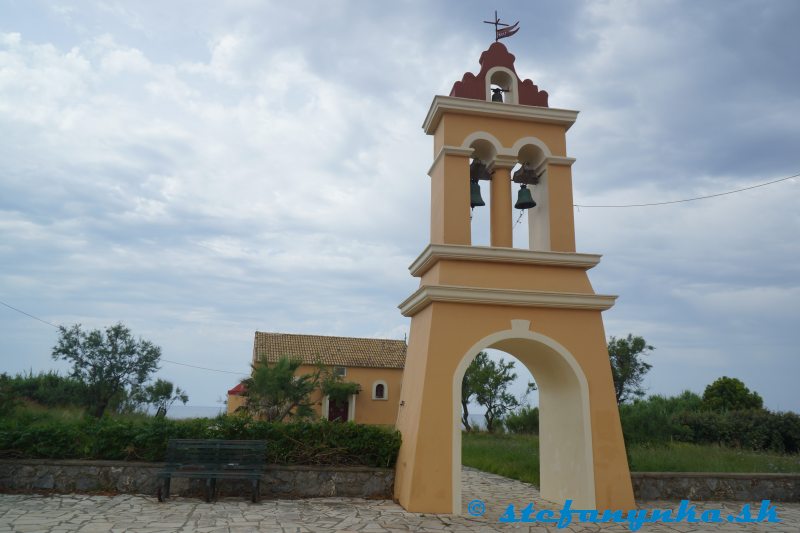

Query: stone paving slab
[{"left": 0, "top": 468, "right": 797, "bottom": 532}]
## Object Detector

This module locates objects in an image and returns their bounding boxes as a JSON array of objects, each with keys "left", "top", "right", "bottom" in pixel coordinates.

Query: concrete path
[{"left": 0, "top": 467, "right": 797, "bottom": 532}]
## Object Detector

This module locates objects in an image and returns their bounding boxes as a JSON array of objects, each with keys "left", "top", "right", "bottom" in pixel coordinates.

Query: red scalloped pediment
[{"left": 449, "top": 42, "right": 548, "bottom": 107}]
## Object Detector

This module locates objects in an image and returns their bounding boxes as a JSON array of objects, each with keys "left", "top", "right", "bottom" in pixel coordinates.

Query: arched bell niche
[
  {"left": 486, "top": 66, "right": 518, "bottom": 104},
  {"left": 467, "top": 138, "right": 497, "bottom": 246}
]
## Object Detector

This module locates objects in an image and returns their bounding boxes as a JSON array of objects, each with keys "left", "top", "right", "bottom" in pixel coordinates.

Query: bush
[
  {"left": 674, "top": 409, "right": 800, "bottom": 453},
  {"left": 5, "top": 371, "right": 89, "bottom": 409},
  {"left": 504, "top": 406, "right": 539, "bottom": 434},
  {"left": 0, "top": 413, "right": 402, "bottom": 467},
  {"left": 619, "top": 391, "right": 702, "bottom": 446}
]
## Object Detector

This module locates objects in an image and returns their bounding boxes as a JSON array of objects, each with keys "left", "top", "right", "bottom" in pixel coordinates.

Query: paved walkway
[{"left": 0, "top": 468, "right": 798, "bottom": 532}]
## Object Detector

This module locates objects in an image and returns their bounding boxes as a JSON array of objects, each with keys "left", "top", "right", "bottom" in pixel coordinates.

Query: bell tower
[{"left": 394, "top": 43, "right": 634, "bottom": 514}]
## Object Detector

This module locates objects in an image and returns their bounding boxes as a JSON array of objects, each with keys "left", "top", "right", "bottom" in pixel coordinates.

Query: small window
[
  {"left": 333, "top": 366, "right": 346, "bottom": 377},
  {"left": 372, "top": 380, "right": 388, "bottom": 400}
]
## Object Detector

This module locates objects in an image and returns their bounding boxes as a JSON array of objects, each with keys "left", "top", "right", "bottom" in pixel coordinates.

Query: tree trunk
[
  {"left": 461, "top": 400, "right": 472, "bottom": 432},
  {"left": 92, "top": 397, "right": 109, "bottom": 418}
]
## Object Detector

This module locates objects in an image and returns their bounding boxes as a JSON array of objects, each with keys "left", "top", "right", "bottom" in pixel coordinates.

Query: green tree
[
  {"left": 461, "top": 352, "right": 520, "bottom": 433},
  {"left": 702, "top": 376, "right": 763, "bottom": 411},
  {"left": 240, "top": 356, "right": 321, "bottom": 421},
  {"left": 51, "top": 323, "right": 161, "bottom": 418},
  {"left": 135, "top": 378, "right": 189, "bottom": 416},
  {"left": 608, "top": 334, "right": 654, "bottom": 404}
]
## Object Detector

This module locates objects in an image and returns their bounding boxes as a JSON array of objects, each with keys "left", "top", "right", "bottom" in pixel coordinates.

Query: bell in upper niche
[
  {"left": 514, "top": 184, "right": 536, "bottom": 210},
  {"left": 470, "top": 180, "right": 485, "bottom": 208},
  {"left": 491, "top": 88, "right": 504, "bottom": 102}
]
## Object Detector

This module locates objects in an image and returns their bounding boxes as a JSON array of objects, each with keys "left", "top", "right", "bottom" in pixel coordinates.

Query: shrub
[
  {"left": 673, "top": 409, "right": 800, "bottom": 453},
  {"left": 619, "top": 391, "right": 702, "bottom": 445},
  {"left": 504, "top": 406, "right": 539, "bottom": 434},
  {"left": 5, "top": 371, "right": 90, "bottom": 409},
  {"left": 0, "top": 413, "right": 402, "bottom": 467}
]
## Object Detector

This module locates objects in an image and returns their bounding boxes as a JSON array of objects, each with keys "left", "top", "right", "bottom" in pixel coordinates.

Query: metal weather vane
[{"left": 483, "top": 10, "right": 520, "bottom": 42}]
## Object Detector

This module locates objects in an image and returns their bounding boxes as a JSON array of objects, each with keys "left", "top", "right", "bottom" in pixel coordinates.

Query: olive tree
[
  {"left": 52, "top": 322, "right": 161, "bottom": 417},
  {"left": 608, "top": 334, "right": 654, "bottom": 405}
]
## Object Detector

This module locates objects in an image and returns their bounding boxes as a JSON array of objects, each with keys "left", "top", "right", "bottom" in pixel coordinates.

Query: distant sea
[{"left": 164, "top": 405, "right": 225, "bottom": 419}]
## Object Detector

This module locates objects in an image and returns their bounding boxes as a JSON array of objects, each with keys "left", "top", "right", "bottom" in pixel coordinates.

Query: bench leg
[
  {"left": 157, "top": 477, "right": 171, "bottom": 502},
  {"left": 251, "top": 479, "right": 259, "bottom": 503},
  {"left": 205, "top": 478, "right": 213, "bottom": 503}
]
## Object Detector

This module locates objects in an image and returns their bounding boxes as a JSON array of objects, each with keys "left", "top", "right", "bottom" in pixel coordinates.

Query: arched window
[{"left": 372, "top": 380, "right": 388, "bottom": 400}]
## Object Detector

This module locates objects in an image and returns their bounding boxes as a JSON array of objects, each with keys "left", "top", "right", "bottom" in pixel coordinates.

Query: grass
[
  {"left": 462, "top": 432, "right": 541, "bottom": 486},
  {"left": 461, "top": 432, "right": 800, "bottom": 487},
  {"left": 629, "top": 441, "right": 800, "bottom": 473}
]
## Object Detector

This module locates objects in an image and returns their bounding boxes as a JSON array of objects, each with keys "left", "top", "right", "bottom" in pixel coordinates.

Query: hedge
[{"left": 0, "top": 414, "right": 401, "bottom": 468}]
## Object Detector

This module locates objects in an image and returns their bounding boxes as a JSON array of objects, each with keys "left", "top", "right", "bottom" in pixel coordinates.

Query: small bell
[
  {"left": 470, "top": 180, "right": 485, "bottom": 208},
  {"left": 491, "top": 88, "right": 504, "bottom": 103},
  {"left": 514, "top": 184, "right": 536, "bottom": 210}
]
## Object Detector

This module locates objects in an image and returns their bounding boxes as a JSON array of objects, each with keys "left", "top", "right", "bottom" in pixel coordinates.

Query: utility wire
[
  {"left": 160, "top": 359, "right": 248, "bottom": 375},
  {"left": 1, "top": 298, "right": 245, "bottom": 376},
  {"left": 573, "top": 172, "right": 799, "bottom": 208},
  {"left": 0, "top": 300, "right": 60, "bottom": 329}
]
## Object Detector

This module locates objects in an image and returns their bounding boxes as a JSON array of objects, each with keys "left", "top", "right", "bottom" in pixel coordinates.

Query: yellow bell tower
[{"left": 394, "top": 42, "right": 635, "bottom": 514}]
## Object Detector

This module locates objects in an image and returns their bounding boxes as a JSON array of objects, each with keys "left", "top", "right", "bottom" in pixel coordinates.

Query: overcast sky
[{"left": 2, "top": 0, "right": 798, "bottom": 412}]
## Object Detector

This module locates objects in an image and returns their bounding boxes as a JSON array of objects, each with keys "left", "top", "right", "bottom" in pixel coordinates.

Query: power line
[
  {"left": 573, "top": 172, "right": 799, "bottom": 208},
  {"left": 161, "top": 358, "right": 248, "bottom": 375},
  {"left": 1, "top": 298, "right": 246, "bottom": 376},
  {"left": 0, "top": 299, "right": 59, "bottom": 329}
]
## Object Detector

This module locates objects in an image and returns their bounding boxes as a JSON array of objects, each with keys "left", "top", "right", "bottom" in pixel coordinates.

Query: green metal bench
[{"left": 156, "top": 439, "right": 267, "bottom": 503}]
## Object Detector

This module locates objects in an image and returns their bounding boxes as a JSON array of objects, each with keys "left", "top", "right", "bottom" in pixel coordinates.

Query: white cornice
[
  {"left": 423, "top": 96, "right": 579, "bottom": 135},
  {"left": 428, "top": 146, "right": 475, "bottom": 177},
  {"left": 547, "top": 156, "right": 576, "bottom": 167},
  {"left": 409, "top": 244, "right": 602, "bottom": 277},
  {"left": 398, "top": 285, "right": 617, "bottom": 317}
]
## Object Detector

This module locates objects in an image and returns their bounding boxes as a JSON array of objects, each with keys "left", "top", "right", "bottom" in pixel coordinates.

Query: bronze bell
[
  {"left": 513, "top": 163, "right": 539, "bottom": 184},
  {"left": 491, "top": 88, "right": 504, "bottom": 102},
  {"left": 469, "top": 159, "right": 491, "bottom": 182},
  {"left": 514, "top": 184, "right": 536, "bottom": 210},
  {"left": 470, "top": 180, "right": 485, "bottom": 208}
]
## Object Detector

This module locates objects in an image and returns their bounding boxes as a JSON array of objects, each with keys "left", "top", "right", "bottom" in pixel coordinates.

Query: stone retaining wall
[
  {"left": 0, "top": 459, "right": 394, "bottom": 499},
  {"left": 632, "top": 472, "right": 800, "bottom": 502},
  {"left": 2, "top": 460, "right": 797, "bottom": 502}
]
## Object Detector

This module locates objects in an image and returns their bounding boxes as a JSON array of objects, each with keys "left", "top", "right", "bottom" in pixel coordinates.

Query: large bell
[
  {"left": 491, "top": 88, "right": 504, "bottom": 102},
  {"left": 513, "top": 163, "right": 539, "bottom": 184},
  {"left": 470, "top": 180, "right": 485, "bottom": 208},
  {"left": 469, "top": 159, "right": 491, "bottom": 182},
  {"left": 514, "top": 184, "right": 536, "bottom": 210}
]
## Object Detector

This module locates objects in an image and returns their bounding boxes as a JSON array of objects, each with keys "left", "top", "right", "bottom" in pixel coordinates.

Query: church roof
[{"left": 252, "top": 332, "right": 407, "bottom": 369}]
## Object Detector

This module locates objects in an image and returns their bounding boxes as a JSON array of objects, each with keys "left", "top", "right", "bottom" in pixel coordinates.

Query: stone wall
[
  {"left": 0, "top": 460, "right": 394, "bottom": 500},
  {"left": 2, "top": 460, "right": 797, "bottom": 503},
  {"left": 632, "top": 472, "right": 800, "bottom": 502}
]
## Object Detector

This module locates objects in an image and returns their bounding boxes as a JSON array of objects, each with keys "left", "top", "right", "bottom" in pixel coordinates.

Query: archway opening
[{"left": 452, "top": 329, "right": 595, "bottom": 513}]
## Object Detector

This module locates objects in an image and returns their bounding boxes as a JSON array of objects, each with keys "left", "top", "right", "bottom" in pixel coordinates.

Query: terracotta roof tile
[{"left": 253, "top": 332, "right": 406, "bottom": 369}]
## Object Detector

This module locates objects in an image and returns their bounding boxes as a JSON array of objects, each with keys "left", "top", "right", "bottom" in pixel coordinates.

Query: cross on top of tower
[{"left": 483, "top": 10, "right": 520, "bottom": 42}]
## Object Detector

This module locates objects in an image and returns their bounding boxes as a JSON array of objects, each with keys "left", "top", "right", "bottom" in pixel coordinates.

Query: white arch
[
  {"left": 372, "top": 380, "right": 388, "bottom": 400},
  {"left": 450, "top": 320, "right": 596, "bottom": 513},
  {"left": 460, "top": 131, "right": 503, "bottom": 155},
  {"left": 510, "top": 136, "right": 553, "bottom": 159}
]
